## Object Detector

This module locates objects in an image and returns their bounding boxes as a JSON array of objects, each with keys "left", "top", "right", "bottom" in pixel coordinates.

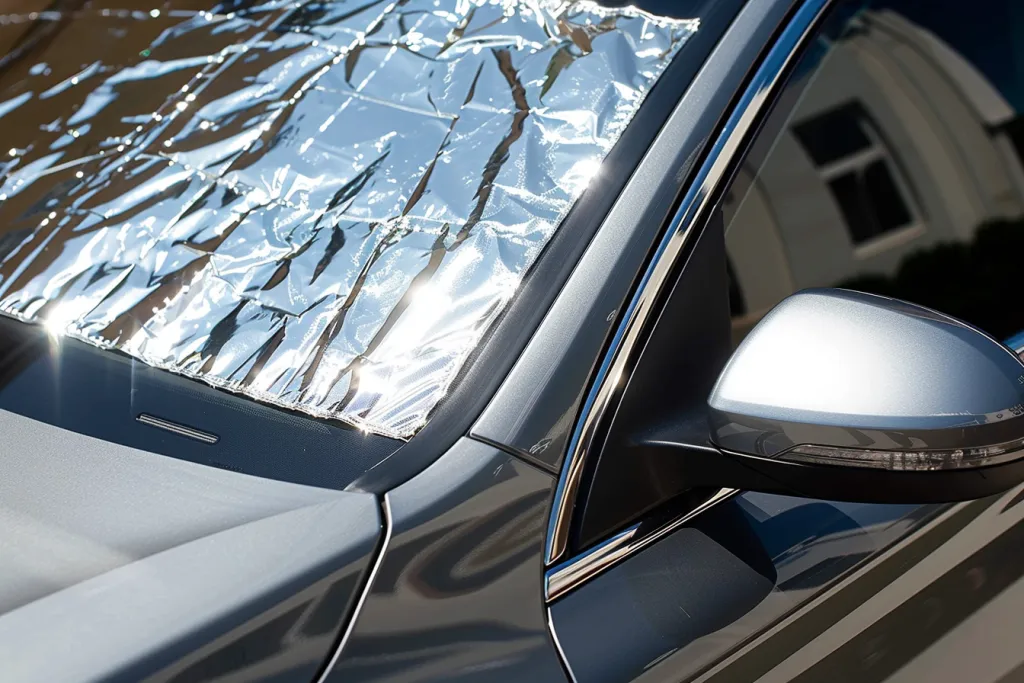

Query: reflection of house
[{"left": 726, "top": 8, "right": 1024, "bottom": 330}]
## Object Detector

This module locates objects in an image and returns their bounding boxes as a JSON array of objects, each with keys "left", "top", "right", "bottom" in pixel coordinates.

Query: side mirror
[{"left": 644, "top": 289, "right": 1024, "bottom": 503}]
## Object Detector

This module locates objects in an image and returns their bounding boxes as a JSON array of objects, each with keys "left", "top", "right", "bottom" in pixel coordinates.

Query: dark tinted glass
[{"left": 725, "top": 0, "right": 1024, "bottom": 344}]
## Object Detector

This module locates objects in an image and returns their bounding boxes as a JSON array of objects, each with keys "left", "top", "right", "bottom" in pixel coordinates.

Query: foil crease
[{"left": 0, "top": 1, "right": 697, "bottom": 438}]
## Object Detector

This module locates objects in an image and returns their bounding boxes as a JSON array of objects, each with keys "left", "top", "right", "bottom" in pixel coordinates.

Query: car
[{"left": 0, "top": 0, "right": 1023, "bottom": 681}]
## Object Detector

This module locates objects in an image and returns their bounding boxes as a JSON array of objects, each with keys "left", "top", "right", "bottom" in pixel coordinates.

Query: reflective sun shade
[{"left": 0, "top": 1, "right": 697, "bottom": 438}]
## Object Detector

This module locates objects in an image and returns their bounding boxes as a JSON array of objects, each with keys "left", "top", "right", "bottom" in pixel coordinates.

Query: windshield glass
[{"left": 0, "top": 0, "right": 700, "bottom": 438}]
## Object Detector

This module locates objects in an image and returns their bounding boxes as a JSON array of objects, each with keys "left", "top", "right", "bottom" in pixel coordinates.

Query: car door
[{"left": 547, "top": 0, "right": 1024, "bottom": 681}]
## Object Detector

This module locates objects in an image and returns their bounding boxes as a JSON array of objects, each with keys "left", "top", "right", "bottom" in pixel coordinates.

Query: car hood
[{"left": 0, "top": 409, "right": 380, "bottom": 682}]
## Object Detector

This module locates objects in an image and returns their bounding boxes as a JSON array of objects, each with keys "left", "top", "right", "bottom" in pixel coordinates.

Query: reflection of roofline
[{"left": 866, "top": 9, "right": 1015, "bottom": 126}]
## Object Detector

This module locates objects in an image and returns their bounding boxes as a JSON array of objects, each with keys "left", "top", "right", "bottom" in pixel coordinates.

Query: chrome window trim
[
  {"left": 543, "top": 0, "right": 836, "bottom": 594},
  {"left": 547, "top": 488, "right": 739, "bottom": 602}
]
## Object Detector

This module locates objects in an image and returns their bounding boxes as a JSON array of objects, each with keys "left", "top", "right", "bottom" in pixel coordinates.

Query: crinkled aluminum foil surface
[{"left": 0, "top": 0, "right": 697, "bottom": 438}]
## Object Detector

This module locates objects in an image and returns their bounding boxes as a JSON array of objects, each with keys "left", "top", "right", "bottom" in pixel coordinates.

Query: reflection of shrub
[{"left": 839, "top": 219, "right": 1024, "bottom": 339}]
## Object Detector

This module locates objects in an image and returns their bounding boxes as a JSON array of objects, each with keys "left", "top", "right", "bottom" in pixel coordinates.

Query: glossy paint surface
[
  {"left": 0, "top": 410, "right": 382, "bottom": 682},
  {"left": 551, "top": 494, "right": 925, "bottom": 683},
  {"left": 323, "top": 437, "right": 564, "bottom": 682},
  {"left": 687, "top": 488, "right": 1024, "bottom": 683}
]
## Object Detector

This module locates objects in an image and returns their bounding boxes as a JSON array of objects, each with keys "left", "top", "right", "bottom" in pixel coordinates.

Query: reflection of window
[{"left": 793, "top": 102, "right": 916, "bottom": 245}]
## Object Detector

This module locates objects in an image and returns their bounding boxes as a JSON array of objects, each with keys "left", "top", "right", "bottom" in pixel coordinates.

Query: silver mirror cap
[{"left": 708, "top": 289, "right": 1024, "bottom": 465}]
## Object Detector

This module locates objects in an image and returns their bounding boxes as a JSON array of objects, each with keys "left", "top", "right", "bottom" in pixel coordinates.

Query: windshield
[{"left": 0, "top": 0, "right": 699, "bottom": 438}]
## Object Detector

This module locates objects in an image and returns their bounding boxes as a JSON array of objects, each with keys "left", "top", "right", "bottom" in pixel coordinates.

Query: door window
[{"left": 726, "top": 0, "right": 1024, "bottom": 346}]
